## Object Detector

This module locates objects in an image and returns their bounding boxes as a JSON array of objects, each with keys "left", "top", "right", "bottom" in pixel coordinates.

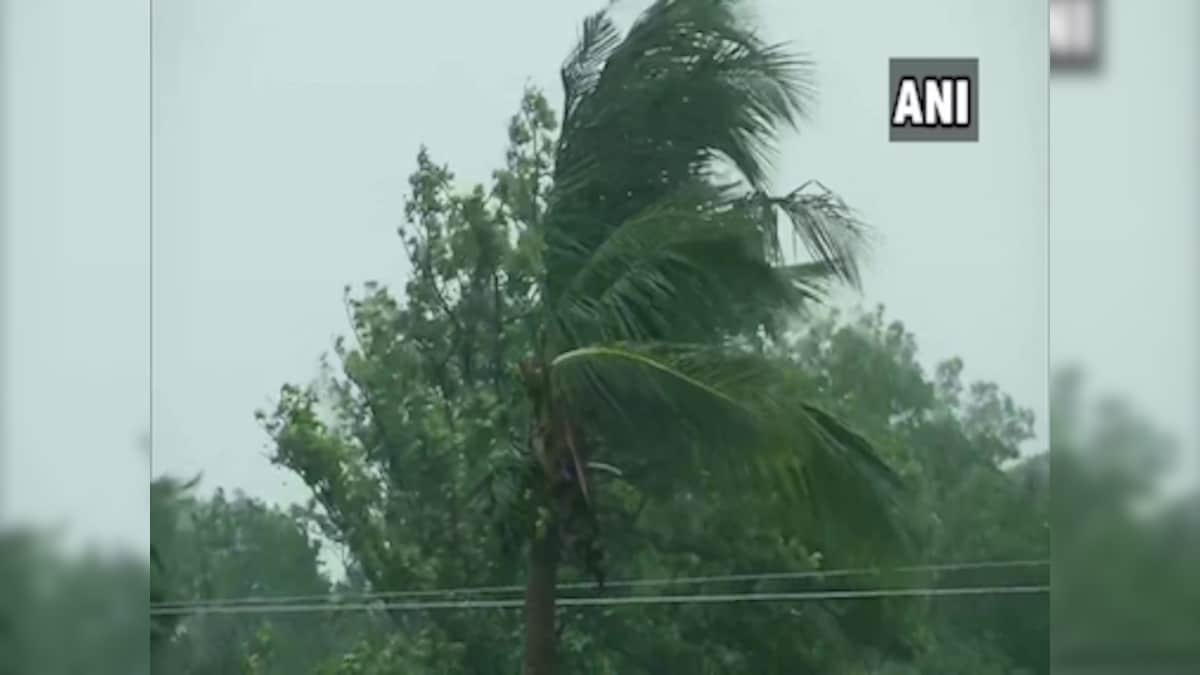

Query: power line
[
  {"left": 149, "top": 584, "right": 1048, "bottom": 616},
  {"left": 151, "top": 559, "right": 1048, "bottom": 610}
]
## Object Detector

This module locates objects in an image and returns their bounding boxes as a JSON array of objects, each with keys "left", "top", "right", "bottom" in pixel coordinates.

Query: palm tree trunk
[{"left": 522, "top": 528, "right": 559, "bottom": 675}]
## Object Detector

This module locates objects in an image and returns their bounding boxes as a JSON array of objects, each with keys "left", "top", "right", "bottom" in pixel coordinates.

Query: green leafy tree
[
  {"left": 781, "top": 308, "right": 1048, "bottom": 673},
  {"left": 151, "top": 477, "right": 352, "bottom": 674},
  {"left": 1050, "top": 368, "right": 1200, "bottom": 670},
  {"left": 151, "top": 474, "right": 200, "bottom": 662},
  {"left": 0, "top": 530, "right": 149, "bottom": 675},
  {"left": 261, "top": 2, "right": 906, "bottom": 673},
  {"left": 261, "top": 299, "right": 1051, "bottom": 674}
]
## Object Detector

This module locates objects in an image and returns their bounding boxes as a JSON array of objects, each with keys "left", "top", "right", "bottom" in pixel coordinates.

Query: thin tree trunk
[{"left": 522, "top": 529, "right": 559, "bottom": 675}]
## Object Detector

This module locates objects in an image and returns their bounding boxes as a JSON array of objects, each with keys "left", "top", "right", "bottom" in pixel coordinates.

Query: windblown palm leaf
[
  {"left": 546, "top": 0, "right": 820, "bottom": 297},
  {"left": 544, "top": 1, "right": 867, "bottom": 345},
  {"left": 549, "top": 342, "right": 904, "bottom": 545},
  {"left": 549, "top": 183, "right": 824, "bottom": 348}
]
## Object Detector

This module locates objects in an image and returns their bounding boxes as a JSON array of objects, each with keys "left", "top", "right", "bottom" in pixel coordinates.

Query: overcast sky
[{"left": 1, "top": 0, "right": 1195, "bottom": 554}]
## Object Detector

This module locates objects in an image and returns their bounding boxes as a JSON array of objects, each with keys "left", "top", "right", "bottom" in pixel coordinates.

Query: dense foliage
[
  {"left": 151, "top": 480, "right": 350, "bottom": 673},
  {"left": 0, "top": 530, "right": 148, "bottom": 675},
  {"left": 140, "top": 303, "right": 1053, "bottom": 674},
  {"left": 262, "top": 3, "right": 911, "bottom": 671}
]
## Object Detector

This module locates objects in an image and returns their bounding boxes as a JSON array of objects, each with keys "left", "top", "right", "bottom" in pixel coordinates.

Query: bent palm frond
[
  {"left": 546, "top": 0, "right": 815, "bottom": 301},
  {"left": 549, "top": 342, "right": 906, "bottom": 548},
  {"left": 759, "top": 181, "right": 867, "bottom": 288},
  {"left": 547, "top": 182, "right": 866, "bottom": 352},
  {"left": 560, "top": 10, "right": 623, "bottom": 132},
  {"left": 548, "top": 183, "right": 826, "bottom": 350}
]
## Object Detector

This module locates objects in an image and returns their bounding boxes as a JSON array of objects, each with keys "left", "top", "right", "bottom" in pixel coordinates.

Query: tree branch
[{"left": 399, "top": 222, "right": 466, "bottom": 334}]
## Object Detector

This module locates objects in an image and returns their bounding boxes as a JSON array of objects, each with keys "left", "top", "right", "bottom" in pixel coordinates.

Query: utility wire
[
  {"left": 151, "top": 559, "right": 1048, "bottom": 610},
  {"left": 150, "top": 584, "right": 1049, "bottom": 616}
]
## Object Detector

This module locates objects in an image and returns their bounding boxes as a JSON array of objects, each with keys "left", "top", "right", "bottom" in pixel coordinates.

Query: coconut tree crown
[{"left": 515, "top": 0, "right": 903, "bottom": 549}]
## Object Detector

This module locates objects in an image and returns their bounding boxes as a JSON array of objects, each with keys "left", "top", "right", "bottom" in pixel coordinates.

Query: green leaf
[{"left": 549, "top": 341, "right": 906, "bottom": 550}]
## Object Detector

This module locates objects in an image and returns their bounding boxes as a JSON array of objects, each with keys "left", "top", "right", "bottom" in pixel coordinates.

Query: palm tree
[{"left": 512, "top": 1, "right": 906, "bottom": 673}]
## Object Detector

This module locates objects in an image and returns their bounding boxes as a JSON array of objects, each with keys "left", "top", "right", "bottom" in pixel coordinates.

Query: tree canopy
[
  {"left": 262, "top": 4, "right": 912, "bottom": 670},
  {"left": 142, "top": 302, "right": 1053, "bottom": 674}
]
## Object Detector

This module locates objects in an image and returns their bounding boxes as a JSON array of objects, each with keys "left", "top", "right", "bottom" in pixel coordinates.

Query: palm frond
[
  {"left": 560, "top": 10, "right": 623, "bottom": 131},
  {"left": 762, "top": 180, "right": 867, "bottom": 288},
  {"left": 549, "top": 342, "right": 906, "bottom": 548},
  {"left": 548, "top": 183, "right": 826, "bottom": 350},
  {"left": 546, "top": 0, "right": 814, "bottom": 299}
]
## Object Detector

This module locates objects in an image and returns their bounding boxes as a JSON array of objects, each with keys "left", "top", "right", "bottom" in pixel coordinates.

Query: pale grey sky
[
  {"left": 1, "top": 0, "right": 1194, "bottom": 554},
  {"left": 2, "top": 0, "right": 151, "bottom": 553}
]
